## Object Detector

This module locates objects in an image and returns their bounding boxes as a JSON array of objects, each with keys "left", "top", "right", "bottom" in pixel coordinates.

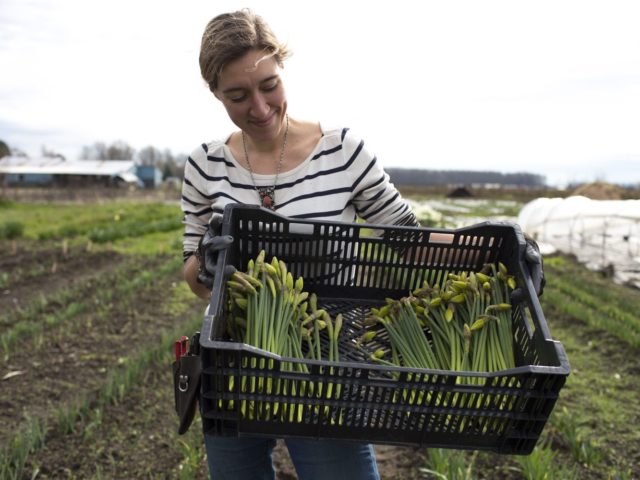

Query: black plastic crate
[{"left": 199, "top": 204, "right": 570, "bottom": 455}]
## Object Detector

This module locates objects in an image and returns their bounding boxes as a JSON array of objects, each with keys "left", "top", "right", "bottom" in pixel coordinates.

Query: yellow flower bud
[
  {"left": 445, "top": 305, "right": 454, "bottom": 322},
  {"left": 450, "top": 293, "right": 466, "bottom": 304}
]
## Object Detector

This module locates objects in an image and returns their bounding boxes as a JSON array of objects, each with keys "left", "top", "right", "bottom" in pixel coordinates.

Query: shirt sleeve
[
  {"left": 181, "top": 145, "right": 214, "bottom": 261},
  {"left": 345, "top": 129, "right": 420, "bottom": 228}
]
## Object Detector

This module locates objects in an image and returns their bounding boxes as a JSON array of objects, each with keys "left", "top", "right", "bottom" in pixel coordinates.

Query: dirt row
[
  {"left": 0, "top": 242, "right": 121, "bottom": 319},
  {"left": 0, "top": 251, "right": 187, "bottom": 450},
  {"left": 24, "top": 361, "right": 205, "bottom": 479},
  {"left": 539, "top": 301, "right": 640, "bottom": 477}
]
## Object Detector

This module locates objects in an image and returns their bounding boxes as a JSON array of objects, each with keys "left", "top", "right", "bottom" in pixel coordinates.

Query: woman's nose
[{"left": 249, "top": 94, "right": 270, "bottom": 117}]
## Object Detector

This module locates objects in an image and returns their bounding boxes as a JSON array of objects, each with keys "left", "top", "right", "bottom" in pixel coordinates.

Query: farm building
[
  {"left": 0, "top": 156, "right": 142, "bottom": 187},
  {"left": 135, "top": 165, "right": 163, "bottom": 188}
]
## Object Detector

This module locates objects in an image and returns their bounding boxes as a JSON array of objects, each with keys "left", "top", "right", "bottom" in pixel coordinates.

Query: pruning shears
[{"left": 174, "top": 335, "right": 189, "bottom": 361}]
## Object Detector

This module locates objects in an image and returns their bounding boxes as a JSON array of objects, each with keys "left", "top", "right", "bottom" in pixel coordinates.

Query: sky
[{"left": 1, "top": 0, "right": 639, "bottom": 187}]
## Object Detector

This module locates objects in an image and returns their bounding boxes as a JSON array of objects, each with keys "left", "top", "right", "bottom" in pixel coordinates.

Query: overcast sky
[{"left": 1, "top": 0, "right": 639, "bottom": 187}]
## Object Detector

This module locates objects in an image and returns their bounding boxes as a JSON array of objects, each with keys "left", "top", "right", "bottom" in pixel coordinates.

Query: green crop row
[
  {"left": 544, "top": 257, "right": 640, "bottom": 348},
  {"left": 0, "top": 201, "right": 182, "bottom": 241},
  {"left": 0, "top": 307, "right": 203, "bottom": 480},
  {"left": 0, "top": 256, "right": 182, "bottom": 359}
]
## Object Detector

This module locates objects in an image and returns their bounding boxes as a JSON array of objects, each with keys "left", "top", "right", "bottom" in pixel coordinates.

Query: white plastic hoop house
[{"left": 517, "top": 196, "right": 640, "bottom": 288}]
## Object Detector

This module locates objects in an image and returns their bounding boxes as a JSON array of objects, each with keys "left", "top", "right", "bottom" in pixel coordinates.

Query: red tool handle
[{"left": 174, "top": 336, "right": 189, "bottom": 361}]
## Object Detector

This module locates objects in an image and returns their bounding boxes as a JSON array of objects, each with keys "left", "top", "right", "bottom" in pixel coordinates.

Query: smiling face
[{"left": 214, "top": 48, "right": 287, "bottom": 143}]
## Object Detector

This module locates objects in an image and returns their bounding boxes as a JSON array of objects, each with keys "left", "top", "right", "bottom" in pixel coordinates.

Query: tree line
[
  {"left": 0, "top": 139, "right": 188, "bottom": 180},
  {"left": 386, "top": 168, "right": 546, "bottom": 187},
  {"left": 80, "top": 141, "right": 188, "bottom": 179},
  {"left": 1, "top": 139, "right": 546, "bottom": 186}
]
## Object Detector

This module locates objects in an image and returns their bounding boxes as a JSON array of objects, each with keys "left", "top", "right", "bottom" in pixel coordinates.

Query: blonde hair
[{"left": 199, "top": 9, "right": 291, "bottom": 92}]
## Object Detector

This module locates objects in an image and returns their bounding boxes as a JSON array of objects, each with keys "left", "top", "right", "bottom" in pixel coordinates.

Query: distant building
[
  {"left": 135, "top": 165, "right": 163, "bottom": 188},
  {"left": 0, "top": 157, "right": 142, "bottom": 187},
  {"left": 447, "top": 186, "right": 474, "bottom": 198}
]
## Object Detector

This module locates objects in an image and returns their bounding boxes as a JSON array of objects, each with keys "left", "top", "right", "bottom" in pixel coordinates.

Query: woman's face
[{"left": 214, "top": 49, "right": 287, "bottom": 142}]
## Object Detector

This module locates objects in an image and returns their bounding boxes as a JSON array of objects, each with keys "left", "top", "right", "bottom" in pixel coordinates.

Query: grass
[
  {"left": 0, "top": 415, "right": 47, "bottom": 480},
  {"left": 0, "top": 201, "right": 182, "bottom": 242},
  {"left": 551, "top": 407, "right": 602, "bottom": 467},
  {"left": 0, "top": 220, "right": 24, "bottom": 240},
  {"left": 421, "top": 449, "right": 477, "bottom": 479},
  {"left": 539, "top": 279, "right": 640, "bottom": 478},
  {"left": 544, "top": 255, "right": 640, "bottom": 348},
  {"left": 513, "top": 440, "right": 570, "bottom": 480}
]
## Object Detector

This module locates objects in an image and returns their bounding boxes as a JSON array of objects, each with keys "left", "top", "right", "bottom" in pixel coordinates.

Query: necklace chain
[{"left": 242, "top": 114, "right": 289, "bottom": 210}]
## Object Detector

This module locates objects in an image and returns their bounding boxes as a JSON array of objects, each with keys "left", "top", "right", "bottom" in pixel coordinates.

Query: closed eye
[{"left": 261, "top": 80, "right": 279, "bottom": 92}]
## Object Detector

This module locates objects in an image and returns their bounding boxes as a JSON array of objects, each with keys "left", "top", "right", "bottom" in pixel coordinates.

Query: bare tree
[
  {"left": 0, "top": 140, "right": 10, "bottom": 158},
  {"left": 81, "top": 141, "right": 135, "bottom": 160},
  {"left": 41, "top": 145, "right": 66, "bottom": 160},
  {"left": 138, "top": 145, "right": 163, "bottom": 165}
]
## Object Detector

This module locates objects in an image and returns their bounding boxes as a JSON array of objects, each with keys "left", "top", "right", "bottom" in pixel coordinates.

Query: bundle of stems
[
  {"left": 224, "top": 250, "right": 344, "bottom": 421},
  {"left": 365, "top": 262, "right": 517, "bottom": 376}
]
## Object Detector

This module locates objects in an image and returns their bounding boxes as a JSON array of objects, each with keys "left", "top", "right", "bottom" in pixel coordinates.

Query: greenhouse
[{"left": 518, "top": 196, "right": 640, "bottom": 288}]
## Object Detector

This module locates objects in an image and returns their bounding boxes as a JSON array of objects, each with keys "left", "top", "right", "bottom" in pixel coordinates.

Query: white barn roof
[{"left": 0, "top": 157, "right": 136, "bottom": 176}]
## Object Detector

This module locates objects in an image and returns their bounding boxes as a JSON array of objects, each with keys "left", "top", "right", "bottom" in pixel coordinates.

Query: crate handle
[
  {"left": 288, "top": 222, "right": 315, "bottom": 236},
  {"left": 521, "top": 304, "right": 536, "bottom": 339},
  {"left": 429, "top": 232, "right": 454, "bottom": 245}
]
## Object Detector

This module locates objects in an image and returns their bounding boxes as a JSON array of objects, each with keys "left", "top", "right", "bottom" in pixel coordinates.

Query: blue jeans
[{"left": 204, "top": 434, "right": 380, "bottom": 480}]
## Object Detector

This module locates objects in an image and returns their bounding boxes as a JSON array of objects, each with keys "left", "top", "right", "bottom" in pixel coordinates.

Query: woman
[{"left": 180, "top": 9, "right": 420, "bottom": 480}]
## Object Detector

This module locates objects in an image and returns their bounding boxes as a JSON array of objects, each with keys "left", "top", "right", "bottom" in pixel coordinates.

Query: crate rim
[
  {"left": 216, "top": 204, "right": 527, "bottom": 238},
  {"left": 201, "top": 330, "right": 570, "bottom": 378}
]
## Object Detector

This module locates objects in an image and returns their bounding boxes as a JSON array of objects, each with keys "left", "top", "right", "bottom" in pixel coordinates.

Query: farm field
[{"left": 1, "top": 194, "right": 639, "bottom": 479}]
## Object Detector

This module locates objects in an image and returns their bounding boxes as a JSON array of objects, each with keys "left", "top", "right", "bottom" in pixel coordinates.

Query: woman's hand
[
  {"left": 524, "top": 235, "right": 545, "bottom": 296},
  {"left": 184, "top": 215, "right": 234, "bottom": 300}
]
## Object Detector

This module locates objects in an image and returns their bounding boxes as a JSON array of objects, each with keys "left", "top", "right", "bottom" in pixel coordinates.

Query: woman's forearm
[{"left": 183, "top": 255, "right": 213, "bottom": 301}]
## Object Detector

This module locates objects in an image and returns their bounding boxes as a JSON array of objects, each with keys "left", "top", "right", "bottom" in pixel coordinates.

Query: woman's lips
[{"left": 250, "top": 113, "right": 275, "bottom": 128}]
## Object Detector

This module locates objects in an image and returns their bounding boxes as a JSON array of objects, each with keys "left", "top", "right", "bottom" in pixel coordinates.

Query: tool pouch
[{"left": 172, "top": 351, "right": 202, "bottom": 435}]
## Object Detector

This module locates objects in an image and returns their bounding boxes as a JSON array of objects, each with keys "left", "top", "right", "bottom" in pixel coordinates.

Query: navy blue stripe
[
  {"left": 289, "top": 208, "right": 347, "bottom": 219},
  {"left": 364, "top": 191, "right": 401, "bottom": 219},
  {"left": 310, "top": 144, "right": 342, "bottom": 161},
  {"left": 395, "top": 210, "right": 420, "bottom": 227},
  {"left": 183, "top": 177, "right": 245, "bottom": 203},
  {"left": 351, "top": 157, "right": 376, "bottom": 192},
  {"left": 275, "top": 140, "right": 364, "bottom": 190},
  {"left": 390, "top": 203, "right": 409, "bottom": 220},
  {"left": 275, "top": 186, "right": 352, "bottom": 209},
  {"left": 184, "top": 206, "right": 214, "bottom": 217},
  {"left": 353, "top": 173, "right": 385, "bottom": 200},
  {"left": 341, "top": 128, "right": 349, "bottom": 142},
  {"left": 201, "top": 143, "right": 208, "bottom": 153},
  {"left": 181, "top": 194, "right": 199, "bottom": 207},
  {"left": 207, "top": 155, "right": 235, "bottom": 167},
  {"left": 354, "top": 175, "right": 388, "bottom": 216},
  {"left": 187, "top": 158, "right": 255, "bottom": 190}
]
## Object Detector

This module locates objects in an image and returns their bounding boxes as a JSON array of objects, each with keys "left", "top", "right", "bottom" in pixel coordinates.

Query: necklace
[{"left": 242, "top": 114, "right": 289, "bottom": 210}]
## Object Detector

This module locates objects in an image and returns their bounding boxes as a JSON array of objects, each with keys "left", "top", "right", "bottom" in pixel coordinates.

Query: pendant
[{"left": 256, "top": 186, "right": 276, "bottom": 210}]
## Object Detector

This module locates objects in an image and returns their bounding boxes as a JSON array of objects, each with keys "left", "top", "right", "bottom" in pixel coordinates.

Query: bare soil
[
  {"left": 0, "top": 250, "right": 180, "bottom": 447},
  {"left": 0, "top": 241, "right": 120, "bottom": 319}
]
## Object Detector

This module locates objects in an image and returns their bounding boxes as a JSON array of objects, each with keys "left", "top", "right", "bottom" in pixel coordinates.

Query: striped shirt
[{"left": 181, "top": 125, "right": 418, "bottom": 259}]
